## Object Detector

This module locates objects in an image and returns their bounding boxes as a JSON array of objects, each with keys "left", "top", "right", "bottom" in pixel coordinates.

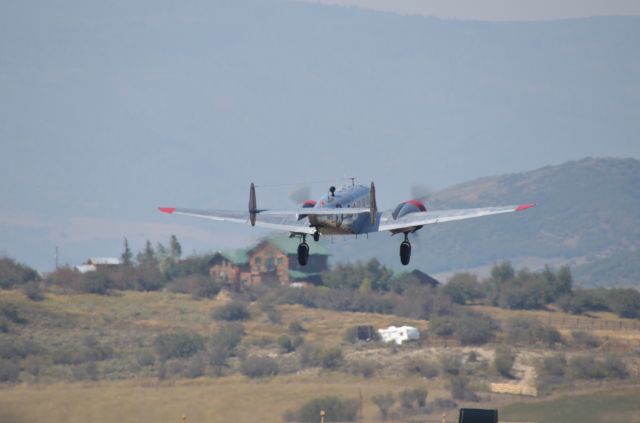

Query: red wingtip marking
[
  {"left": 515, "top": 203, "right": 536, "bottom": 212},
  {"left": 159, "top": 207, "right": 176, "bottom": 214}
]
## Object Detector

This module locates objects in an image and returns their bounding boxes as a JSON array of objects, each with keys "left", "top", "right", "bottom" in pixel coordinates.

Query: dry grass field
[
  {"left": 2, "top": 288, "right": 640, "bottom": 422},
  {"left": 0, "top": 374, "right": 460, "bottom": 423}
]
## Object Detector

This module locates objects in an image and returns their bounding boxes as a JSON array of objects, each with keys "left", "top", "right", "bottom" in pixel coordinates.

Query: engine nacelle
[
  {"left": 298, "top": 200, "right": 317, "bottom": 221},
  {"left": 302, "top": 200, "right": 317, "bottom": 208},
  {"left": 392, "top": 199, "right": 426, "bottom": 220}
]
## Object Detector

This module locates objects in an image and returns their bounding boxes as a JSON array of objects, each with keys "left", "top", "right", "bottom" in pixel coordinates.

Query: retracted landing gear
[
  {"left": 297, "top": 235, "right": 310, "bottom": 266},
  {"left": 400, "top": 232, "right": 411, "bottom": 266}
]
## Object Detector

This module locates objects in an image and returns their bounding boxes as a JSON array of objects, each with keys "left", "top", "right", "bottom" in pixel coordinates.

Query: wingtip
[
  {"left": 158, "top": 207, "right": 176, "bottom": 214},
  {"left": 515, "top": 203, "right": 536, "bottom": 212}
]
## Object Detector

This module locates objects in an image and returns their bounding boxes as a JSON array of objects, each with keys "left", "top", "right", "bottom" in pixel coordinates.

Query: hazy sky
[
  {"left": 295, "top": 0, "right": 640, "bottom": 20},
  {"left": 1, "top": 0, "right": 639, "bottom": 270}
]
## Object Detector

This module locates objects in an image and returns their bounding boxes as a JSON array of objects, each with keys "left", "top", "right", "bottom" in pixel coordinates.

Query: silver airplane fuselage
[{"left": 308, "top": 184, "right": 374, "bottom": 235}]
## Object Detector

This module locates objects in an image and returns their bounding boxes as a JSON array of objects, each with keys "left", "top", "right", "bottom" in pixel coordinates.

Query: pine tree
[
  {"left": 121, "top": 238, "right": 133, "bottom": 266},
  {"left": 170, "top": 235, "right": 182, "bottom": 260}
]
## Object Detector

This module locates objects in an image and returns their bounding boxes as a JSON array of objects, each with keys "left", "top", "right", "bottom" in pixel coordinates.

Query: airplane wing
[
  {"left": 258, "top": 208, "right": 370, "bottom": 216},
  {"left": 159, "top": 207, "right": 316, "bottom": 234},
  {"left": 377, "top": 203, "right": 535, "bottom": 233}
]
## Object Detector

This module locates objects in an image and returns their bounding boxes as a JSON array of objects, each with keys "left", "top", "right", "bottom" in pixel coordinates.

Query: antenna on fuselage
[
  {"left": 348, "top": 177, "right": 356, "bottom": 187},
  {"left": 370, "top": 181, "right": 377, "bottom": 225},
  {"left": 249, "top": 182, "right": 257, "bottom": 226}
]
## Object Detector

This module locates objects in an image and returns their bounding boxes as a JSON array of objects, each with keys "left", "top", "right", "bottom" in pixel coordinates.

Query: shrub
[
  {"left": 83, "top": 271, "right": 114, "bottom": 295},
  {"left": 240, "top": 355, "right": 279, "bottom": 378},
  {"left": 298, "top": 344, "right": 321, "bottom": 368},
  {"left": 261, "top": 303, "right": 282, "bottom": 324},
  {"left": 399, "top": 387, "right": 428, "bottom": 410},
  {"left": 137, "top": 350, "right": 156, "bottom": 367},
  {"left": 45, "top": 267, "right": 84, "bottom": 292},
  {"left": 505, "top": 317, "right": 562, "bottom": 347},
  {"left": 133, "top": 264, "right": 165, "bottom": 291},
  {"left": 288, "top": 396, "right": 358, "bottom": 422},
  {"left": 439, "top": 353, "right": 462, "bottom": 376},
  {"left": 72, "top": 362, "right": 99, "bottom": 381},
  {"left": 154, "top": 332, "right": 205, "bottom": 361},
  {"left": 211, "top": 322, "right": 244, "bottom": 352},
  {"left": 430, "top": 316, "right": 456, "bottom": 337},
  {"left": 450, "top": 375, "right": 479, "bottom": 401},
  {"left": 569, "top": 355, "right": 607, "bottom": 380},
  {"left": 539, "top": 354, "right": 567, "bottom": 378},
  {"left": 494, "top": 345, "right": 516, "bottom": 378},
  {"left": 348, "top": 359, "right": 377, "bottom": 378},
  {"left": 405, "top": 357, "right": 439, "bottom": 378},
  {"left": 0, "top": 258, "right": 39, "bottom": 289},
  {"left": 372, "top": 392, "right": 395, "bottom": 421},
  {"left": 413, "top": 387, "right": 428, "bottom": 407},
  {"left": 0, "top": 303, "right": 27, "bottom": 325},
  {"left": 169, "top": 275, "right": 221, "bottom": 299},
  {"left": 0, "top": 358, "right": 20, "bottom": 382},
  {"left": 457, "top": 311, "right": 498, "bottom": 345},
  {"left": 443, "top": 273, "right": 483, "bottom": 304},
  {"left": 606, "top": 288, "right": 640, "bottom": 319},
  {"left": 184, "top": 356, "right": 206, "bottom": 378},
  {"left": 559, "top": 289, "right": 609, "bottom": 314},
  {"left": 213, "top": 301, "right": 250, "bottom": 321},
  {"left": 278, "top": 335, "right": 296, "bottom": 353},
  {"left": 0, "top": 336, "right": 41, "bottom": 359},
  {"left": 22, "top": 281, "right": 45, "bottom": 301},
  {"left": 603, "top": 355, "right": 629, "bottom": 379},
  {"left": 276, "top": 334, "right": 303, "bottom": 353},
  {"left": 571, "top": 330, "right": 601, "bottom": 348},
  {"left": 344, "top": 325, "right": 379, "bottom": 343},
  {"left": 319, "top": 346, "right": 344, "bottom": 370},
  {"left": 288, "top": 320, "right": 307, "bottom": 334},
  {"left": 399, "top": 389, "right": 416, "bottom": 410},
  {"left": 208, "top": 345, "right": 231, "bottom": 374}
]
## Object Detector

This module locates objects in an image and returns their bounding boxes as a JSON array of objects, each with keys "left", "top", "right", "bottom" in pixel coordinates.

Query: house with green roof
[{"left": 208, "top": 236, "right": 330, "bottom": 286}]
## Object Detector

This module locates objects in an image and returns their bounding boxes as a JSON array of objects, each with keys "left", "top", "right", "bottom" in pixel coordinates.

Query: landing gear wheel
[
  {"left": 313, "top": 231, "right": 320, "bottom": 242},
  {"left": 297, "top": 242, "right": 309, "bottom": 266},
  {"left": 400, "top": 237, "right": 411, "bottom": 266}
]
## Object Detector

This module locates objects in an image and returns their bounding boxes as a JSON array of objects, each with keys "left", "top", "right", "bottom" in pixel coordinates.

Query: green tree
[
  {"left": 443, "top": 272, "right": 484, "bottom": 304},
  {"left": 137, "top": 240, "right": 157, "bottom": 266},
  {"left": 121, "top": 238, "right": 133, "bottom": 266},
  {"left": 170, "top": 235, "right": 182, "bottom": 260}
]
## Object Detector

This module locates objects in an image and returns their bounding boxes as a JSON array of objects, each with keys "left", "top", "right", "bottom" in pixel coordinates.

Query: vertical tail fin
[
  {"left": 249, "top": 183, "right": 257, "bottom": 226},
  {"left": 370, "top": 181, "right": 377, "bottom": 224}
]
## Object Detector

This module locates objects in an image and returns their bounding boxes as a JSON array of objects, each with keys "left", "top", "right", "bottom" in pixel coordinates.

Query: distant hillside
[
  {"left": 573, "top": 249, "right": 640, "bottom": 288},
  {"left": 331, "top": 157, "right": 640, "bottom": 287}
]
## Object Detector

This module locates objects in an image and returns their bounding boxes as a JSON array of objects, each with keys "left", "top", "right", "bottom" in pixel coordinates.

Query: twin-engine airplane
[{"left": 159, "top": 181, "right": 534, "bottom": 266}]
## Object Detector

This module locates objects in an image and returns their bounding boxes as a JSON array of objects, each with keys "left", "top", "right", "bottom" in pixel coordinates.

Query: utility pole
[{"left": 54, "top": 246, "right": 59, "bottom": 270}]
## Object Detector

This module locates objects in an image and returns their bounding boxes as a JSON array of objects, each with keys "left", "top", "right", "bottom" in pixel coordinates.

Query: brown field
[{"left": 2, "top": 289, "right": 640, "bottom": 422}]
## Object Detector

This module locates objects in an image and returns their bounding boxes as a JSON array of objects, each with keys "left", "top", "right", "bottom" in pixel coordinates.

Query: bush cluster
[
  {"left": 154, "top": 332, "right": 205, "bottom": 361},
  {"left": 494, "top": 345, "right": 516, "bottom": 378},
  {"left": 240, "top": 355, "right": 279, "bottom": 378},
  {"left": 285, "top": 396, "right": 358, "bottom": 422},
  {"left": 212, "top": 301, "right": 250, "bottom": 321},
  {"left": 505, "top": 317, "right": 563, "bottom": 347}
]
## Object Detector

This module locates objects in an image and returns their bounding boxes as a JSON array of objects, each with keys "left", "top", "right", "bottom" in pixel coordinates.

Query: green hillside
[{"left": 331, "top": 157, "right": 640, "bottom": 287}]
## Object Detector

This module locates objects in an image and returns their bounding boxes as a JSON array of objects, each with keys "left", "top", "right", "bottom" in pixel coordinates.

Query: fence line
[{"left": 481, "top": 310, "right": 640, "bottom": 332}]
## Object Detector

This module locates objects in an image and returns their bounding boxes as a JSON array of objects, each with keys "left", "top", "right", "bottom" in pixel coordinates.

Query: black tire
[
  {"left": 400, "top": 241, "right": 411, "bottom": 266},
  {"left": 313, "top": 232, "right": 320, "bottom": 242},
  {"left": 297, "top": 242, "right": 309, "bottom": 266}
]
